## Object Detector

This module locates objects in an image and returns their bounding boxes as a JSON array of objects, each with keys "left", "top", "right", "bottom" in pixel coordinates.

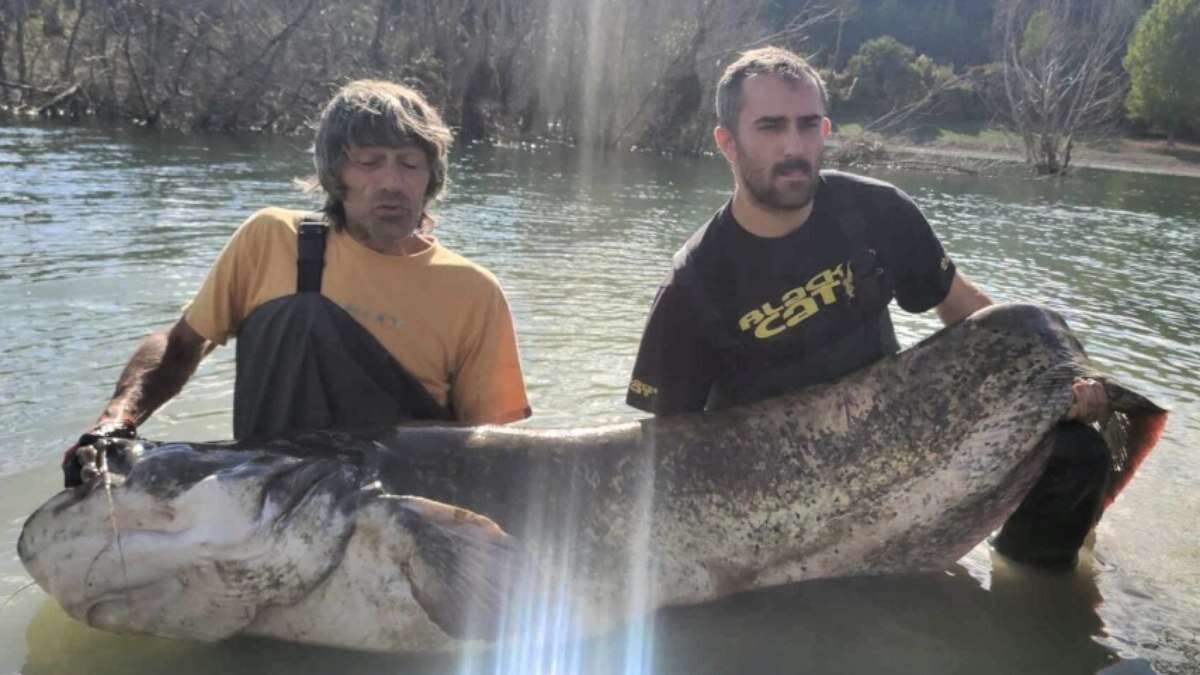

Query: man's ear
[
  {"left": 822, "top": 116, "right": 832, "bottom": 138},
  {"left": 714, "top": 125, "right": 737, "bottom": 163}
]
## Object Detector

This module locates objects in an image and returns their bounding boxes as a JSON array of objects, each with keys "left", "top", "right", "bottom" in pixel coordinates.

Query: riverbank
[
  {"left": 5, "top": 113, "right": 1200, "bottom": 180},
  {"left": 831, "top": 124, "right": 1200, "bottom": 179}
]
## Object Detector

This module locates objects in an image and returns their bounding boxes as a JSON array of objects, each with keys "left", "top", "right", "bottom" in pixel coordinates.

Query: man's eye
[{"left": 354, "top": 156, "right": 383, "bottom": 167}]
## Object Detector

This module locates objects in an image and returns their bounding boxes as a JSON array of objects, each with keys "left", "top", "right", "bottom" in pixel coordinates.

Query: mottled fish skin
[{"left": 17, "top": 303, "right": 1167, "bottom": 652}]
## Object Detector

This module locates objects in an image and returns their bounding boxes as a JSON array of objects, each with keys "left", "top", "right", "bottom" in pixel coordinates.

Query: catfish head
[
  {"left": 20, "top": 438, "right": 533, "bottom": 648},
  {"left": 18, "top": 439, "right": 373, "bottom": 640}
]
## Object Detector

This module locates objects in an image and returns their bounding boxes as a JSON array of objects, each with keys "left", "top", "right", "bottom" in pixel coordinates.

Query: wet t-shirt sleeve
[
  {"left": 450, "top": 283, "right": 531, "bottom": 425},
  {"left": 875, "top": 188, "right": 957, "bottom": 313},
  {"left": 626, "top": 281, "right": 716, "bottom": 415},
  {"left": 184, "top": 212, "right": 266, "bottom": 345}
]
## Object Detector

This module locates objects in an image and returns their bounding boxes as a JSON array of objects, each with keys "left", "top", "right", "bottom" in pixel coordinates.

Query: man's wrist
[{"left": 81, "top": 417, "right": 138, "bottom": 445}]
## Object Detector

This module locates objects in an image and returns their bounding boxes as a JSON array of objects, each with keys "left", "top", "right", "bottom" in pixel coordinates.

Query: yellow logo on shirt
[
  {"left": 629, "top": 378, "right": 658, "bottom": 398},
  {"left": 738, "top": 263, "right": 853, "bottom": 340}
]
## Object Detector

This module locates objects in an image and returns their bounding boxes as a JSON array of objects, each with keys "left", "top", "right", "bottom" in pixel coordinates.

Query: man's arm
[
  {"left": 934, "top": 272, "right": 993, "bottom": 326},
  {"left": 931, "top": 272, "right": 1106, "bottom": 423},
  {"left": 96, "top": 316, "right": 214, "bottom": 428},
  {"left": 64, "top": 317, "right": 213, "bottom": 486}
]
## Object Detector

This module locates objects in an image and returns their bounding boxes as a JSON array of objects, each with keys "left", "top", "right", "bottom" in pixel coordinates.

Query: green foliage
[
  {"left": 1018, "top": 9, "right": 1056, "bottom": 64},
  {"left": 843, "top": 36, "right": 923, "bottom": 112},
  {"left": 1123, "top": 0, "right": 1200, "bottom": 137},
  {"left": 803, "top": 0, "right": 996, "bottom": 69},
  {"left": 836, "top": 35, "right": 981, "bottom": 122}
]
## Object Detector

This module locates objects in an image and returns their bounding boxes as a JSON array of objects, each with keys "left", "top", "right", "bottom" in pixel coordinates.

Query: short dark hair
[
  {"left": 306, "top": 80, "right": 453, "bottom": 230},
  {"left": 715, "top": 47, "right": 829, "bottom": 132}
]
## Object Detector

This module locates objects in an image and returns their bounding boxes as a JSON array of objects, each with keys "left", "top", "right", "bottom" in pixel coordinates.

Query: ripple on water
[{"left": 1, "top": 127, "right": 1198, "bottom": 674}]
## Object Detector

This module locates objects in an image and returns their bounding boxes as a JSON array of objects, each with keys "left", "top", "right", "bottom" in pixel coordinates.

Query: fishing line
[
  {"left": 99, "top": 445, "right": 132, "bottom": 603},
  {"left": 0, "top": 580, "right": 37, "bottom": 609}
]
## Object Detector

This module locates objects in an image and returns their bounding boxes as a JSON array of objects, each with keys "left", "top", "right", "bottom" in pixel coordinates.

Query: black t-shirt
[{"left": 627, "top": 170, "right": 956, "bottom": 415}]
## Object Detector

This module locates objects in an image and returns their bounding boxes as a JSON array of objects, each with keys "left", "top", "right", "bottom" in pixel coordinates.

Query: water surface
[{"left": 1, "top": 125, "right": 1198, "bottom": 674}]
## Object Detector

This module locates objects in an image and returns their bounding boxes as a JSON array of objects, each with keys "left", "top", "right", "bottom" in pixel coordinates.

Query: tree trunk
[
  {"left": 0, "top": 26, "right": 9, "bottom": 103},
  {"left": 15, "top": 0, "right": 27, "bottom": 86},
  {"left": 832, "top": 10, "right": 848, "bottom": 67},
  {"left": 62, "top": 0, "right": 90, "bottom": 81},
  {"left": 369, "top": 0, "right": 392, "bottom": 70},
  {"left": 98, "top": 15, "right": 118, "bottom": 115}
]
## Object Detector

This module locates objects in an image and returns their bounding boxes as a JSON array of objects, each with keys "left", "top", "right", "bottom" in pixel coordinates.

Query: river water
[{"left": 1, "top": 124, "right": 1197, "bottom": 674}]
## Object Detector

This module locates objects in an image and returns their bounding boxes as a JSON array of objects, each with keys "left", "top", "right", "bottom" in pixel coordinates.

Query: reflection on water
[
  {"left": 2, "top": 124, "right": 1199, "bottom": 673},
  {"left": 16, "top": 559, "right": 1116, "bottom": 675}
]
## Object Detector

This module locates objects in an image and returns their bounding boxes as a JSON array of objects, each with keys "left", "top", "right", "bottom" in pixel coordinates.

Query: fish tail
[{"left": 1101, "top": 380, "right": 1169, "bottom": 509}]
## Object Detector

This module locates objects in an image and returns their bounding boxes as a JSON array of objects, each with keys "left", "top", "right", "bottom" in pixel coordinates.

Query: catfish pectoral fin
[
  {"left": 1101, "top": 379, "right": 1169, "bottom": 509},
  {"left": 387, "top": 495, "right": 528, "bottom": 641}
]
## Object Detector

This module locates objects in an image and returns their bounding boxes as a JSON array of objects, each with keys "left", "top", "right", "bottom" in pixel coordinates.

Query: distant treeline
[{"left": 0, "top": 0, "right": 1189, "bottom": 151}]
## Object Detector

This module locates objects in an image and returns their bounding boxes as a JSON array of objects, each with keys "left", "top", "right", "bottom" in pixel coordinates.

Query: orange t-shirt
[{"left": 185, "top": 208, "right": 531, "bottom": 424}]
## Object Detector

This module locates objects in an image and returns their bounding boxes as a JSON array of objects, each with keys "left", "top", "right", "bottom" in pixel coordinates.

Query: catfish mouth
[
  {"left": 82, "top": 577, "right": 185, "bottom": 633},
  {"left": 18, "top": 520, "right": 180, "bottom": 628},
  {"left": 24, "top": 445, "right": 358, "bottom": 612},
  {"left": 86, "top": 598, "right": 136, "bottom": 632},
  {"left": 20, "top": 446, "right": 247, "bottom": 613}
]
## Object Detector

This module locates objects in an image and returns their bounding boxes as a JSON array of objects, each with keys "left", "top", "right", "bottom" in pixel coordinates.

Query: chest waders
[
  {"left": 232, "top": 215, "right": 451, "bottom": 440},
  {"left": 682, "top": 179, "right": 900, "bottom": 410}
]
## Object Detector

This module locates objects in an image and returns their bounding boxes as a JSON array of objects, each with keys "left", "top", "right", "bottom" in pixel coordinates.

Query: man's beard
[
  {"left": 742, "top": 156, "right": 820, "bottom": 212},
  {"left": 360, "top": 198, "right": 422, "bottom": 243},
  {"left": 365, "top": 213, "right": 420, "bottom": 241}
]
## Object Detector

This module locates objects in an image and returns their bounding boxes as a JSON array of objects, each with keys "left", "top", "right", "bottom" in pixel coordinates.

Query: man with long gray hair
[{"left": 64, "top": 80, "right": 530, "bottom": 484}]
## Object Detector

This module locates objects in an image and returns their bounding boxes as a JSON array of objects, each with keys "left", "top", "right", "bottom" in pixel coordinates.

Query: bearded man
[
  {"left": 65, "top": 80, "right": 530, "bottom": 485},
  {"left": 626, "top": 47, "right": 1109, "bottom": 570}
]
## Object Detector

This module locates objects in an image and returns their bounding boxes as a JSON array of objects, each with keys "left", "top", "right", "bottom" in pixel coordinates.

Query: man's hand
[
  {"left": 60, "top": 317, "right": 210, "bottom": 489},
  {"left": 62, "top": 419, "right": 137, "bottom": 488},
  {"left": 1066, "top": 377, "right": 1109, "bottom": 425}
]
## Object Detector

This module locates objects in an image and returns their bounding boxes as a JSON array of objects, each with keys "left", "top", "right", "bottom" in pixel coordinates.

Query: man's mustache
[
  {"left": 373, "top": 192, "right": 415, "bottom": 210},
  {"left": 772, "top": 159, "right": 813, "bottom": 177}
]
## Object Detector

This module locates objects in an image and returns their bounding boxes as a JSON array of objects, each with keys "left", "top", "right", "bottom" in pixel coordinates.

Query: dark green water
[{"left": 1, "top": 124, "right": 1197, "bottom": 674}]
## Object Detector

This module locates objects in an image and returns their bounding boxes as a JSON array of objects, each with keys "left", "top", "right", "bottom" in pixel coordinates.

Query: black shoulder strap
[{"left": 296, "top": 213, "right": 328, "bottom": 293}]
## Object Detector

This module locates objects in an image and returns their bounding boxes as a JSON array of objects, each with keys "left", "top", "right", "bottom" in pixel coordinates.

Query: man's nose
[
  {"left": 377, "top": 158, "right": 407, "bottom": 188},
  {"left": 779, "top": 125, "right": 804, "bottom": 157}
]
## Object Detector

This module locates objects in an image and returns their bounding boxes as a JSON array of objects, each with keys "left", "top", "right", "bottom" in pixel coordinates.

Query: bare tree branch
[{"left": 992, "top": 0, "right": 1133, "bottom": 174}]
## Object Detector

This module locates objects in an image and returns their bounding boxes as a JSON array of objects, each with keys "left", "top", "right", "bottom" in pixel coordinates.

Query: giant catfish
[{"left": 18, "top": 304, "right": 1167, "bottom": 652}]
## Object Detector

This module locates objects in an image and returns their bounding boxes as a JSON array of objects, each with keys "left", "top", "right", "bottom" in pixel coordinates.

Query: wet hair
[
  {"left": 306, "top": 80, "right": 453, "bottom": 230},
  {"left": 715, "top": 46, "right": 829, "bottom": 133}
]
